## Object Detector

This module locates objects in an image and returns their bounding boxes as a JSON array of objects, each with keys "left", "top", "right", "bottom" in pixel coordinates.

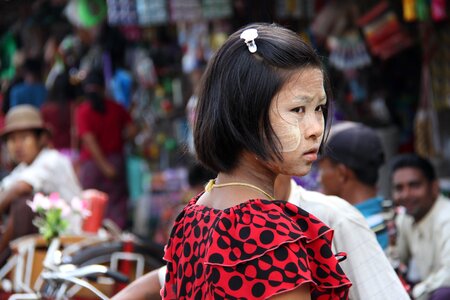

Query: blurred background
[{"left": 0, "top": 0, "right": 449, "bottom": 243}]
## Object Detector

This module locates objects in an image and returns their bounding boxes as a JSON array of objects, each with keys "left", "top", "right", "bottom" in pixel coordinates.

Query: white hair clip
[{"left": 240, "top": 28, "right": 258, "bottom": 53}]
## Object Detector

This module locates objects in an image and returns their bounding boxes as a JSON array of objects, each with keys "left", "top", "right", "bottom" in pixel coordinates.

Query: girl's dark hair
[
  {"left": 194, "top": 23, "right": 332, "bottom": 173},
  {"left": 390, "top": 153, "right": 436, "bottom": 182}
]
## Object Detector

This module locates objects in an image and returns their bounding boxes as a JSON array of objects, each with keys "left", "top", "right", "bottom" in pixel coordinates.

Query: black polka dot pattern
[{"left": 163, "top": 197, "right": 351, "bottom": 299}]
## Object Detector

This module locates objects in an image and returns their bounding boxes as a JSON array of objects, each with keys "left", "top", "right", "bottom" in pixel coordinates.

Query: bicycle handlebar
[
  {"left": 105, "top": 269, "right": 129, "bottom": 283},
  {"left": 41, "top": 264, "right": 129, "bottom": 283}
]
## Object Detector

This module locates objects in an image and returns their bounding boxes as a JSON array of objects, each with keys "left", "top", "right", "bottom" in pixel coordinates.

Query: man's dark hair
[
  {"left": 390, "top": 153, "right": 436, "bottom": 182},
  {"left": 23, "top": 58, "right": 43, "bottom": 79},
  {"left": 4, "top": 129, "right": 47, "bottom": 141},
  {"left": 331, "top": 158, "right": 382, "bottom": 186},
  {"left": 194, "top": 23, "right": 331, "bottom": 173},
  {"left": 322, "top": 123, "right": 385, "bottom": 186},
  {"left": 83, "top": 69, "right": 106, "bottom": 113},
  {"left": 48, "top": 73, "right": 76, "bottom": 104}
]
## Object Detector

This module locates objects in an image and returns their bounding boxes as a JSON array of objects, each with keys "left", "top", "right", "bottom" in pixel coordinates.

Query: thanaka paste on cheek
[{"left": 272, "top": 115, "right": 301, "bottom": 152}]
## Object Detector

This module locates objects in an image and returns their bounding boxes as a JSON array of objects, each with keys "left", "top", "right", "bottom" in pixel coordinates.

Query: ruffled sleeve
[{"left": 204, "top": 199, "right": 351, "bottom": 299}]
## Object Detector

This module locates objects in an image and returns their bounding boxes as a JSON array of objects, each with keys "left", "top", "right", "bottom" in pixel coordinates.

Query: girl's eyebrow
[{"left": 292, "top": 95, "right": 327, "bottom": 103}]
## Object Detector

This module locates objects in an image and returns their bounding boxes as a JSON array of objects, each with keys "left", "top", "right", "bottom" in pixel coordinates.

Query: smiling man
[{"left": 391, "top": 153, "right": 450, "bottom": 300}]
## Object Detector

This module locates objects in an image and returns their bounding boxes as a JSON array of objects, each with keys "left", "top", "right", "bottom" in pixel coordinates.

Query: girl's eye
[
  {"left": 316, "top": 104, "right": 327, "bottom": 112},
  {"left": 291, "top": 107, "right": 305, "bottom": 113}
]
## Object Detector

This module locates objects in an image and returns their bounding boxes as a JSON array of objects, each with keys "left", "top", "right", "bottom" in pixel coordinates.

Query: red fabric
[
  {"left": 75, "top": 99, "right": 131, "bottom": 161},
  {"left": 163, "top": 196, "right": 351, "bottom": 299},
  {"left": 41, "top": 102, "right": 73, "bottom": 149}
]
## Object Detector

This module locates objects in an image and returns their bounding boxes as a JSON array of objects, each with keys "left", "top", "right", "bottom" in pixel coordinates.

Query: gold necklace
[{"left": 205, "top": 179, "right": 275, "bottom": 201}]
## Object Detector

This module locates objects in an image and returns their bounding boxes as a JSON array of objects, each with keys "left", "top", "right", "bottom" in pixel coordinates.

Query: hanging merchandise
[
  {"left": 169, "top": 0, "right": 202, "bottom": 22},
  {"left": 136, "top": 0, "right": 168, "bottom": 25},
  {"left": 131, "top": 48, "right": 158, "bottom": 88},
  {"left": 415, "top": 26, "right": 441, "bottom": 157},
  {"left": 357, "top": 1, "right": 413, "bottom": 60},
  {"left": 305, "top": 0, "right": 315, "bottom": 19},
  {"left": 46, "top": 35, "right": 83, "bottom": 88},
  {"left": 118, "top": 25, "right": 142, "bottom": 41},
  {"left": 65, "top": 0, "right": 107, "bottom": 28},
  {"left": 177, "top": 22, "right": 212, "bottom": 74},
  {"left": 348, "top": 77, "right": 367, "bottom": 103},
  {"left": 416, "top": 0, "right": 430, "bottom": 21},
  {"left": 370, "top": 95, "right": 392, "bottom": 125},
  {"left": 328, "top": 30, "right": 371, "bottom": 71},
  {"left": 402, "top": 0, "right": 417, "bottom": 21},
  {"left": 414, "top": 65, "right": 441, "bottom": 157},
  {"left": 78, "top": 0, "right": 107, "bottom": 27},
  {"left": 202, "top": 0, "right": 232, "bottom": 19},
  {"left": 430, "top": 25, "right": 450, "bottom": 110},
  {"left": 276, "top": 0, "right": 302, "bottom": 19},
  {"left": 0, "top": 32, "right": 17, "bottom": 80},
  {"left": 126, "top": 155, "right": 150, "bottom": 204},
  {"left": 431, "top": 0, "right": 447, "bottom": 21},
  {"left": 275, "top": 0, "right": 316, "bottom": 20},
  {"left": 210, "top": 21, "right": 229, "bottom": 51},
  {"left": 310, "top": 1, "right": 359, "bottom": 48},
  {"left": 107, "top": 0, "right": 138, "bottom": 25}
]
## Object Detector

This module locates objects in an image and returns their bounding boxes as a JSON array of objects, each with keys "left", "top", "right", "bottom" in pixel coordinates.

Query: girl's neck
[
  {"left": 197, "top": 154, "right": 277, "bottom": 210},
  {"left": 218, "top": 153, "right": 276, "bottom": 195},
  {"left": 215, "top": 173, "right": 274, "bottom": 197}
]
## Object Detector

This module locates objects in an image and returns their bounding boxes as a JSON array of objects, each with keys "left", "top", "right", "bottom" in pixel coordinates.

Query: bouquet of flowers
[{"left": 27, "top": 193, "right": 91, "bottom": 242}]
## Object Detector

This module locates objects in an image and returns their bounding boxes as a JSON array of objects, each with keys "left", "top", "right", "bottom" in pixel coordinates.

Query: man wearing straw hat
[{"left": 0, "top": 105, "right": 82, "bottom": 265}]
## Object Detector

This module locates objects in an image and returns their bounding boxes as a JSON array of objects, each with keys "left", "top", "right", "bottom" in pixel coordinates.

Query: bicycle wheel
[{"left": 62, "top": 240, "right": 165, "bottom": 271}]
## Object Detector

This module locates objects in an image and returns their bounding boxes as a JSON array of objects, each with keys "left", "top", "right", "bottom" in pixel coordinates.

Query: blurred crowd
[{"left": 0, "top": 2, "right": 449, "bottom": 300}]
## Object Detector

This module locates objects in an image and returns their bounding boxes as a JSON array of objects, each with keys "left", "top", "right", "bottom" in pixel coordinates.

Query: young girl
[{"left": 162, "top": 23, "right": 351, "bottom": 299}]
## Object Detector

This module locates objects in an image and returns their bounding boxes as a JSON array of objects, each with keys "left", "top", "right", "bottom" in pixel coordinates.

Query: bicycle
[{"left": 3, "top": 221, "right": 165, "bottom": 300}]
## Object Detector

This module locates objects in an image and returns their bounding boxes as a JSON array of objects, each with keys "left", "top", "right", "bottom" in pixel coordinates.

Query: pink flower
[
  {"left": 48, "top": 192, "right": 61, "bottom": 208},
  {"left": 55, "top": 200, "right": 71, "bottom": 217},
  {"left": 71, "top": 197, "right": 91, "bottom": 218},
  {"left": 27, "top": 193, "right": 52, "bottom": 212}
]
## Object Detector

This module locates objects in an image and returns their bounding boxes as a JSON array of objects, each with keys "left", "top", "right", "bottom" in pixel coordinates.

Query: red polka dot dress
[{"left": 162, "top": 196, "right": 352, "bottom": 299}]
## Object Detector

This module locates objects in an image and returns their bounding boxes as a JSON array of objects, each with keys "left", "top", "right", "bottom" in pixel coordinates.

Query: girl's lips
[
  {"left": 303, "top": 153, "right": 318, "bottom": 162},
  {"left": 303, "top": 149, "right": 318, "bottom": 161}
]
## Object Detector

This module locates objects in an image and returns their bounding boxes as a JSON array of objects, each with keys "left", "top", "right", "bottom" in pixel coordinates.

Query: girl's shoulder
[
  {"left": 201, "top": 199, "right": 336, "bottom": 264},
  {"left": 171, "top": 198, "right": 351, "bottom": 298}
]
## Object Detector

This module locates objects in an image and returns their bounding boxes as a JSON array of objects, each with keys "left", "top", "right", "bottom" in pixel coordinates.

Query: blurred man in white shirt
[
  {"left": 391, "top": 153, "right": 450, "bottom": 300},
  {"left": 0, "top": 105, "right": 82, "bottom": 265}
]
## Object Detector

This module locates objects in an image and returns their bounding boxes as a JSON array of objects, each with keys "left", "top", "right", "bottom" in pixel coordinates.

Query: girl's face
[{"left": 268, "top": 68, "right": 326, "bottom": 177}]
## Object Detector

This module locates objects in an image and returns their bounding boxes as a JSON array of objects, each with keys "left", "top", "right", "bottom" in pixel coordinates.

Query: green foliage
[{"left": 33, "top": 208, "right": 69, "bottom": 243}]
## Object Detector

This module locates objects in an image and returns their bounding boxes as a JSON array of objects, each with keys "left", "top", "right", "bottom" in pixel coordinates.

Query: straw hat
[{"left": 0, "top": 105, "right": 49, "bottom": 138}]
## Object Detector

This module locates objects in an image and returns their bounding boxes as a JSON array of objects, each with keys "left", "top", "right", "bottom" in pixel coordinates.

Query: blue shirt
[
  {"left": 10, "top": 82, "right": 47, "bottom": 108},
  {"left": 355, "top": 196, "right": 388, "bottom": 249},
  {"left": 110, "top": 69, "right": 132, "bottom": 109}
]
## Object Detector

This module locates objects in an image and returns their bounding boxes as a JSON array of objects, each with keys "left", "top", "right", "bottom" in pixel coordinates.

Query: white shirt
[
  {"left": 1, "top": 148, "right": 82, "bottom": 201},
  {"left": 159, "top": 180, "right": 409, "bottom": 299},
  {"left": 289, "top": 180, "right": 410, "bottom": 300},
  {"left": 396, "top": 195, "right": 450, "bottom": 300}
]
